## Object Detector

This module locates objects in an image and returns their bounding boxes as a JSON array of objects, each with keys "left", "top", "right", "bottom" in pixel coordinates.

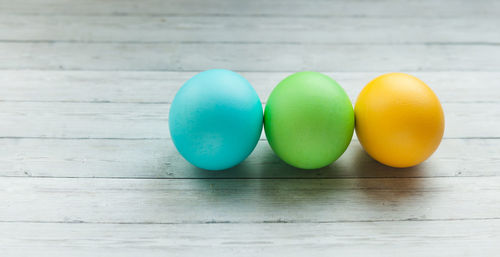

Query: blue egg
[{"left": 169, "top": 69, "right": 263, "bottom": 170}]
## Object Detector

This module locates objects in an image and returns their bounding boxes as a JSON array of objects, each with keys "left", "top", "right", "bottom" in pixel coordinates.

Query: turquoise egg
[{"left": 169, "top": 69, "right": 263, "bottom": 170}]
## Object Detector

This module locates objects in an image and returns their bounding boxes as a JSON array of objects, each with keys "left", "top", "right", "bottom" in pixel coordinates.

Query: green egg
[{"left": 264, "top": 72, "right": 354, "bottom": 169}]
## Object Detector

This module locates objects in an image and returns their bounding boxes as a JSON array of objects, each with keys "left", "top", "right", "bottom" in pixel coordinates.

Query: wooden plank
[
  {"left": 1, "top": 220, "right": 499, "bottom": 257},
  {"left": 0, "top": 71, "right": 498, "bottom": 103},
  {"left": 1, "top": 15, "right": 499, "bottom": 44},
  {"left": 1, "top": 42, "right": 499, "bottom": 71},
  {"left": 0, "top": 0, "right": 497, "bottom": 255},
  {"left": 0, "top": 0, "right": 498, "bottom": 18},
  {"left": 0, "top": 102, "right": 168, "bottom": 139},
  {"left": 0, "top": 101, "right": 494, "bottom": 138},
  {"left": 1, "top": 138, "right": 498, "bottom": 179},
  {"left": 0, "top": 176, "right": 499, "bottom": 223}
]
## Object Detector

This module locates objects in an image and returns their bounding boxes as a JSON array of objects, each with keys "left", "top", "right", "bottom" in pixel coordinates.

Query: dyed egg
[
  {"left": 264, "top": 72, "right": 354, "bottom": 169},
  {"left": 169, "top": 69, "right": 263, "bottom": 170},
  {"left": 355, "top": 73, "right": 445, "bottom": 168}
]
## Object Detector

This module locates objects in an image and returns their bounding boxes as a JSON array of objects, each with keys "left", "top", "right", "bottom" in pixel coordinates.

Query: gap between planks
[{"left": 0, "top": 216, "right": 499, "bottom": 225}]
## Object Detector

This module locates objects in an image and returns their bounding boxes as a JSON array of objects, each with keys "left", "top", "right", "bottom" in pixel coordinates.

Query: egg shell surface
[
  {"left": 355, "top": 73, "right": 445, "bottom": 168},
  {"left": 169, "top": 69, "right": 263, "bottom": 170}
]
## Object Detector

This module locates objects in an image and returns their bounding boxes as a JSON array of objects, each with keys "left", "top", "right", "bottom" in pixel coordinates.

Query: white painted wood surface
[
  {"left": 0, "top": 71, "right": 498, "bottom": 103},
  {"left": 1, "top": 15, "right": 499, "bottom": 44},
  {"left": 2, "top": 220, "right": 499, "bottom": 257},
  {"left": 2, "top": 42, "right": 500, "bottom": 71},
  {"left": 2, "top": 176, "right": 500, "bottom": 223},
  {"left": 2, "top": 138, "right": 497, "bottom": 178},
  {"left": 0, "top": 0, "right": 499, "bottom": 256}
]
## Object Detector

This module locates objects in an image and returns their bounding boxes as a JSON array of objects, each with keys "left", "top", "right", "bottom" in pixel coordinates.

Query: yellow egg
[{"left": 355, "top": 73, "right": 445, "bottom": 168}]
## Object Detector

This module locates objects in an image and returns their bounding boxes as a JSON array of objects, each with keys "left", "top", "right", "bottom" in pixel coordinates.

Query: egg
[
  {"left": 169, "top": 69, "right": 263, "bottom": 170},
  {"left": 354, "top": 73, "right": 445, "bottom": 168},
  {"left": 264, "top": 72, "right": 355, "bottom": 169}
]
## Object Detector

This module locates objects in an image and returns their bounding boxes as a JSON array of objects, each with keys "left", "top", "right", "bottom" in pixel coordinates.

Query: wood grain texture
[
  {"left": 0, "top": 71, "right": 498, "bottom": 103},
  {"left": 1, "top": 15, "right": 499, "bottom": 44},
  {"left": 1, "top": 0, "right": 498, "bottom": 18},
  {"left": 1, "top": 176, "right": 499, "bottom": 223},
  {"left": 0, "top": 101, "right": 494, "bottom": 138},
  {"left": 1, "top": 139, "right": 498, "bottom": 179},
  {"left": 1, "top": 220, "right": 499, "bottom": 257},
  {"left": 1, "top": 0, "right": 499, "bottom": 255},
  {"left": 1, "top": 42, "right": 499, "bottom": 71}
]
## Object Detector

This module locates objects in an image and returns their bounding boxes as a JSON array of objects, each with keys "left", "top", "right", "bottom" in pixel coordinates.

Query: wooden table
[{"left": 1, "top": 0, "right": 499, "bottom": 256}]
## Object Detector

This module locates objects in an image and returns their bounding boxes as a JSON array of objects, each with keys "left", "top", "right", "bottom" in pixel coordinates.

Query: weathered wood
[
  {"left": 1, "top": 0, "right": 499, "bottom": 254},
  {"left": 0, "top": 71, "right": 498, "bottom": 103},
  {"left": 0, "top": 101, "right": 493, "bottom": 138},
  {"left": 1, "top": 42, "right": 499, "bottom": 71},
  {"left": 0, "top": 0, "right": 497, "bottom": 18},
  {"left": 0, "top": 176, "right": 499, "bottom": 223},
  {"left": 1, "top": 220, "right": 499, "bottom": 257},
  {"left": 1, "top": 139, "right": 497, "bottom": 179},
  {"left": 1, "top": 15, "right": 499, "bottom": 44}
]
